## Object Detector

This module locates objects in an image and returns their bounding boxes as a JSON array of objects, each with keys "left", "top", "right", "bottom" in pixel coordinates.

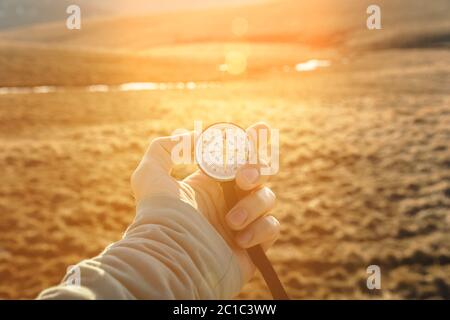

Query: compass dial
[{"left": 195, "top": 123, "right": 251, "bottom": 181}]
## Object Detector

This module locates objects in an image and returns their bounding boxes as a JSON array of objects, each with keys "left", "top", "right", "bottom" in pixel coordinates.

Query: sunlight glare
[
  {"left": 119, "top": 82, "right": 158, "bottom": 91},
  {"left": 224, "top": 51, "right": 247, "bottom": 75},
  {"left": 295, "top": 59, "right": 331, "bottom": 72}
]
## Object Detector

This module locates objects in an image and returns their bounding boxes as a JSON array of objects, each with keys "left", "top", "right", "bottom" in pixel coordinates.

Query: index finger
[
  {"left": 246, "top": 122, "right": 272, "bottom": 167},
  {"left": 235, "top": 123, "right": 273, "bottom": 191}
]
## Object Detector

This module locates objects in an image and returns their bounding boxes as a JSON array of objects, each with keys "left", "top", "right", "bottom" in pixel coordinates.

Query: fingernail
[
  {"left": 242, "top": 168, "right": 259, "bottom": 185},
  {"left": 227, "top": 208, "right": 247, "bottom": 227},
  {"left": 237, "top": 231, "right": 253, "bottom": 247}
]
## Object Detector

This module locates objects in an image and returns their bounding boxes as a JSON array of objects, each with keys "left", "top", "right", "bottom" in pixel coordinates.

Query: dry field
[{"left": 0, "top": 0, "right": 449, "bottom": 299}]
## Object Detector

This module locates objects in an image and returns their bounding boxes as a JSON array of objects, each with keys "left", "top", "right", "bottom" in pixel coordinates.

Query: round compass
[{"left": 195, "top": 122, "right": 252, "bottom": 181}]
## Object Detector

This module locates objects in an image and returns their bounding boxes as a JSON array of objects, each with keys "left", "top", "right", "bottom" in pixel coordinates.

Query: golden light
[
  {"left": 231, "top": 17, "right": 249, "bottom": 37},
  {"left": 295, "top": 59, "right": 331, "bottom": 72},
  {"left": 223, "top": 51, "right": 248, "bottom": 75}
]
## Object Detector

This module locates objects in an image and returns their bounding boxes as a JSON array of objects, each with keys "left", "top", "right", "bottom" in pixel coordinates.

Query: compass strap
[{"left": 221, "top": 181, "right": 289, "bottom": 300}]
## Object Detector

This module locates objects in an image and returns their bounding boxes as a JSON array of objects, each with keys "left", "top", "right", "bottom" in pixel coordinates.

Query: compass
[
  {"left": 195, "top": 122, "right": 251, "bottom": 181},
  {"left": 195, "top": 122, "right": 289, "bottom": 300}
]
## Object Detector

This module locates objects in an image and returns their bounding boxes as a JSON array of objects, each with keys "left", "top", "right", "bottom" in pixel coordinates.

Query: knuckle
[
  {"left": 148, "top": 137, "right": 163, "bottom": 152},
  {"left": 130, "top": 163, "right": 143, "bottom": 183},
  {"left": 130, "top": 166, "right": 144, "bottom": 190},
  {"left": 149, "top": 136, "right": 170, "bottom": 151}
]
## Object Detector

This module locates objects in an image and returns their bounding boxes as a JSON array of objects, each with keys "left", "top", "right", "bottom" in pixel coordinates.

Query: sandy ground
[{"left": 0, "top": 48, "right": 449, "bottom": 299}]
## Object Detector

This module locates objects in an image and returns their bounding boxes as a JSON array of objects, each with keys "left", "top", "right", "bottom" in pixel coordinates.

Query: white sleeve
[{"left": 37, "top": 196, "right": 242, "bottom": 299}]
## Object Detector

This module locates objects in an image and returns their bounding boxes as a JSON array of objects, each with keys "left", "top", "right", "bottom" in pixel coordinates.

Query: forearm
[{"left": 37, "top": 197, "right": 242, "bottom": 300}]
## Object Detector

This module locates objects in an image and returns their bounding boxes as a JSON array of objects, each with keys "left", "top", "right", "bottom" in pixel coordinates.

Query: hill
[
  {"left": 0, "top": 0, "right": 448, "bottom": 51},
  {"left": 0, "top": 0, "right": 108, "bottom": 30},
  {"left": 0, "top": 0, "right": 264, "bottom": 30}
]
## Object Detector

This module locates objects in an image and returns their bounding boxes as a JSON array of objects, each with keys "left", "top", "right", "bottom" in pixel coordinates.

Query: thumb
[
  {"left": 144, "top": 131, "right": 195, "bottom": 173},
  {"left": 131, "top": 131, "right": 195, "bottom": 202}
]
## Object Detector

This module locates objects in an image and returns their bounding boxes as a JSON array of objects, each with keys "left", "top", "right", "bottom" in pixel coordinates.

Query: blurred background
[{"left": 0, "top": 0, "right": 449, "bottom": 299}]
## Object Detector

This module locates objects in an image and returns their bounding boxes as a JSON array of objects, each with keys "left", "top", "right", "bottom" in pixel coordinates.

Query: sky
[{"left": 0, "top": 0, "right": 267, "bottom": 30}]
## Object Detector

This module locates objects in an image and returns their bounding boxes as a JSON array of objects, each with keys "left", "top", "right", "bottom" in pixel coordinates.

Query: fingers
[
  {"left": 246, "top": 122, "right": 271, "bottom": 147},
  {"left": 235, "top": 163, "right": 270, "bottom": 191},
  {"left": 141, "top": 122, "right": 272, "bottom": 175},
  {"left": 225, "top": 187, "right": 276, "bottom": 231},
  {"left": 183, "top": 169, "right": 223, "bottom": 205},
  {"left": 246, "top": 122, "right": 272, "bottom": 165},
  {"left": 235, "top": 215, "right": 280, "bottom": 249},
  {"left": 225, "top": 183, "right": 279, "bottom": 249},
  {"left": 240, "top": 122, "right": 274, "bottom": 187},
  {"left": 144, "top": 131, "right": 195, "bottom": 173}
]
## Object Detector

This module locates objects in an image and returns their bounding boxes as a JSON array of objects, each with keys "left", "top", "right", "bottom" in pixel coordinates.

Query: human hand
[{"left": 131, "top": 123, "right": 280, "bottom": 283}]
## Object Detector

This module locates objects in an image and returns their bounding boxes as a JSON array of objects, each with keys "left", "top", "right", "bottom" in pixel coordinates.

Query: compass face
[{"left": 195, "top": 123, "right": 251, "bottom": 181}]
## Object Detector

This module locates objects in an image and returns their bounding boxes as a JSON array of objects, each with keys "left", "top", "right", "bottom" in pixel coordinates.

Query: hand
[{"left": 130, "top": 123, "right": 280, "bottom": 283}]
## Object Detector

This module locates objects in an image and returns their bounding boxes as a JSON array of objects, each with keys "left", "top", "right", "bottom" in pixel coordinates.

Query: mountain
[
  {"left": 0, "top": 0, "right": 265, "bottom": 30},
  {"left": 0, "top": 0, "right": 448, "bottom": 51},
  {"left": 0, "top": 0, "right": 110, "bottom": 30}
]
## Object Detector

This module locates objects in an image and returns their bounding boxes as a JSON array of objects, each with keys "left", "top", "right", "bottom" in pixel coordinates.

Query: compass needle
[{"left": 223, "top": 129, "right": 227, "bottom": 172}]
